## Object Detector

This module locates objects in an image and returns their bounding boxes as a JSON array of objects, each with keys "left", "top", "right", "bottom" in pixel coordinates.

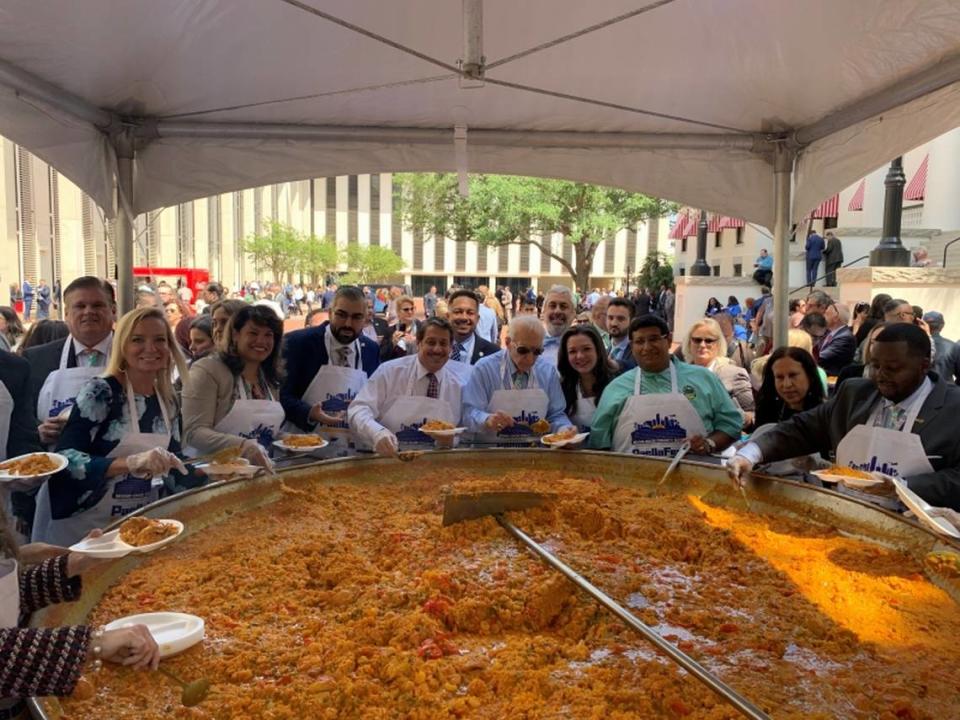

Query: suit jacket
[
  {"left": 823, "top": 236, "right": 844, "bottom": 265},
  {"left": 0, "top": 350, "right": 42, "bottom": 459},
  {"left": 23, "top": 337, "right": 73, "bottom": 421},
  {"left": 469, "top": 334, "right": 500, "bottom": 365},
  {"left": 280, "top": 322, "right": 380, "bottom": 430},
  {"left": 932, "top": 334, "right": 955, "bottom": 383},
  {"left": 753, "top": 374, "right": 960, "bottom": 511},
  {"left": 817, "top": 325, "right": 856, "bottom": 376}
]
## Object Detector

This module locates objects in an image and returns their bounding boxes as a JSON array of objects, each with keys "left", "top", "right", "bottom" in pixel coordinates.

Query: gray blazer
[
  {"left": 753, "top": 374, "right": 960, "bottom": 511},
  {"left": 181, "top": 355, "right": 281, "bottom": 454}
]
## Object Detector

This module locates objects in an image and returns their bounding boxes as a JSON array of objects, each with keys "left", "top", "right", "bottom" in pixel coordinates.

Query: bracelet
[
  {"left": 704, "top": 437, "right": 718, "bottom": 453},
  {"left": 91, "top": 625, "right": 105, "bottom": 672}
]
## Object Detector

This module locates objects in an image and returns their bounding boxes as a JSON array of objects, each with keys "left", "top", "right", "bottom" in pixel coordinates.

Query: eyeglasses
[
  {"left": 631, "top": 335, "right": 668, "bottom": 347},
  {"left": 514, "top": 345, "right": 544, "bottom": 356},
  {"left": 897, "top": 310, "right": 915, "bottom": 319},
  {"left": 690, "top": 337, "right": 718, "bottom": 345}
]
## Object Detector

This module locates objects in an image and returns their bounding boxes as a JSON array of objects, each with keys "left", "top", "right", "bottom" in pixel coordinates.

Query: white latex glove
[
  {"left": 927, "top": 506, "right": 960, "bottom": 531},
  {"left": 374, "top": 433, "right": 398, "bottom": 458},
  {"left": 726, "top": 455, "right": 754, "bottom": 488},
  {"left": 240, "top": 440, "right": 274, "bottom": 470},
  {"left": 126, "top": 448, "right": 188, "bottom": 478}
]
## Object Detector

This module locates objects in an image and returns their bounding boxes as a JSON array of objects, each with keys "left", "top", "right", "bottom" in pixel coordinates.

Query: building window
[
  {"left": 712, "top": 265, "right": 720, "bottom": 276},
  {"left": 789, "top": 223, "right": 797, "bottom": 242},
  {"left": 733, "top": 263, "right": 742, "bottom": 276},
  {"left": 735, "top": 227, "right": 744, "bottom": 245},
  {"left": 678, "top": 266, "right": 686, "bottom": 276},
  {"left": 681, "top": 237, "right": 687, "bottom": 253},
  {"left": 369, "top": 174, "right": 380, "bottom": 246},
  {"left": 714, "top": 234, "right": 721, "bottom": 249}
]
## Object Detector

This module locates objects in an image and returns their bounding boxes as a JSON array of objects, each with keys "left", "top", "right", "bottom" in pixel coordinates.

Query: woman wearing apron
[
  {"left": 0, "top": 510, "right": 160, "bottom": 714},
  {"left": 33, "top": 308, "right": 204, "bottom": 546},
  {"left": 348, "top": 319, "right": 465, "bottom": 456},
  {"left": 182, "top": 305, "right": 285, "bottom": 466},
  {"left": 557, "top": 325, "right": 612, "bottom": 434}
]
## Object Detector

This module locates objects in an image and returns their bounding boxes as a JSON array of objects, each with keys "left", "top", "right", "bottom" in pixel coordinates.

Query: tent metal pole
[
  {"left": 0, "top": 58, "right": 115, "bottom": 129},
  {"left": 772, "top": 146, "right": 793, "bottom": 349},
  {"left": 794, "top": 53, "right": 960, "bottom": 146},
  {"left": 114, "top": 131, "right": 136, "bottom": 315},
  {"left": 152, "top": 121, "right": 760, "bottom": 151}
]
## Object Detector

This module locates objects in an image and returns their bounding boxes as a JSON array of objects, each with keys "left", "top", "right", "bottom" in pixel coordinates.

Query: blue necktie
[{"left": 451, "top": 342, "right": 465, "bottom": 362}]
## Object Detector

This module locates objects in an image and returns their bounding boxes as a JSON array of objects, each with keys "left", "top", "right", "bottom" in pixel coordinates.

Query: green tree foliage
[
  {"left": 241, "top": 221, "right": 302, "bottom": 283},
  {"left": 395, "top": 173, "right": 675, "bottom": 290},
  {"left": 296, "top": 235, "right": 341, "bottom": 286},
  {"left": 340, "top": 245, "right": 406, "bottom": 285},
  {"left": 635, "top": 252, "right": 675, "bottom": 292}
]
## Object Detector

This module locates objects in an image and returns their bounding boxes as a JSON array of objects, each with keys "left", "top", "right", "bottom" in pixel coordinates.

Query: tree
[
  {"left": 242, "top": 220, "right": 301, "bottom": 282},
  {"left": 296, "top": 235, "right": 341, "bottom": 286},
  {"left": 340, "top": 244, "right": 405, "bottom": 285},
  {"left": 395, "top": 173, "right": 675, "bottom": 290},
  {"left": 635, "top": 252, "right": 675, "bottom": 292}
]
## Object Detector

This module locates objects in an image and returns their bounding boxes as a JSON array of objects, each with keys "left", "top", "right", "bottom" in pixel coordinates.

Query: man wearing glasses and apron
[
  {"left": 729, "top": 323, "right": 960, "bottom": 514},
  {"left": 589, "top": 315, "right": 742, "bottom": 458},
  {"left": 280, "top": 286, "right": 380, "bottom": 451},
  {"left": 463, "top": 315, "right": 574, "bottom": 447}
]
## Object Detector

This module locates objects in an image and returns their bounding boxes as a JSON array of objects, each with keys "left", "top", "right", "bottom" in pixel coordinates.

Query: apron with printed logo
[
  {"left": 478, "top": 356, "right": 549, "bottom": 447},
  {"left": 32, "top": 380, "right": 171, "bottom": 546},
  {"left": 37, "top": 339, "right": 111, "bottom": 423},
  {"left": 211, "top": 375, "right": 285, "bottom": 449},
  {"left": 378, "top": 364, "right": 456, "bottom": 451},
  {"left": 612, "top": 364, "right": 707, "bottom": 457}
]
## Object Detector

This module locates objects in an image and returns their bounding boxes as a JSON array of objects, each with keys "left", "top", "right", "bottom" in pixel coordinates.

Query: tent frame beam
[{"left": 771, "top": 145, "right": 793, "bottom": 350}]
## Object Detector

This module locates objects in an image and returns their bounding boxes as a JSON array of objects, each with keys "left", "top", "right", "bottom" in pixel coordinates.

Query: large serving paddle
[{"left": 442, "top": 491, "right": 769, "bottom": 720}]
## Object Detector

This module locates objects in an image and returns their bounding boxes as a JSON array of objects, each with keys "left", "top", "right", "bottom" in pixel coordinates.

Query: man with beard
[
  {"left": 349, "top": 318, "right": 469, "bottom": 456},
  {"left": 729, "top": 323, "right": 960, "bottom": 513},
  {"left": 540, "top": 285, "right": 577, "bottom": 366},
  {"left": 606, "top": 298, "right": 636, "bottom": 374},
  {"left": 281, "top": 285, "right": 380, "bottom": 432},
  {"left": 446, "top": 290, "right": 499, "bottom": 366}
]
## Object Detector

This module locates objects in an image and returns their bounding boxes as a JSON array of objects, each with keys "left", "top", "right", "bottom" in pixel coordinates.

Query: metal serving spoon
[{"left": 159, "top": 667, "right": 210, "bottom": 707}]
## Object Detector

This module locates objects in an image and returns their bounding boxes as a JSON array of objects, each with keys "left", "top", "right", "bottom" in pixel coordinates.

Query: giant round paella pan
[{"left": 29, "top": 450, "right": 960, "bottom": 719}]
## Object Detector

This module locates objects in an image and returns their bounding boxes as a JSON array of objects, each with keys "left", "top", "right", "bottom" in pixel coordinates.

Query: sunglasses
[
  {"left": 514, "top": 345, "right": 544, "bottom": 356},
  {"left": 691, "top": 337, "right": 718, "bottom": 345}
]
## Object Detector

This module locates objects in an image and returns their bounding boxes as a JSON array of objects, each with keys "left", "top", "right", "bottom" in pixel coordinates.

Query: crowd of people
[{"left": 1, "top": 269, "right": 959, "bottom": 706}]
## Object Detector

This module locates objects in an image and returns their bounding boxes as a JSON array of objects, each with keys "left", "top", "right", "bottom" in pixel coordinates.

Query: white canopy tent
[{"left": 2, "top": 0, "right": 960, "bottom": 342}]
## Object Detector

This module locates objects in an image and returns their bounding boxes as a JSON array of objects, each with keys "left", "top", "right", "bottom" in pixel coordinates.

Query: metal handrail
[
  {"left": 788, "top": 255, "right": 869, "bottom": 296},
  {"left": 943, "top": 235, "right": 960, "bottom": 268}
]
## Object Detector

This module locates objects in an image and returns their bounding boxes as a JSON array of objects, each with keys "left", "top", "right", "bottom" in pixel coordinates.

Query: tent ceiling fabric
[{"left": 1, "top": 0, "right": 959, "bottom": 225}]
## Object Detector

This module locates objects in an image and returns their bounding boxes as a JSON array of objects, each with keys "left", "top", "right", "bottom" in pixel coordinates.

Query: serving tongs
[
  {"left": 442, "top": 491, "right": 770, "bottom": 720},
  {"left": 656, "top": 441, "right": 691, "bottom": 487}
]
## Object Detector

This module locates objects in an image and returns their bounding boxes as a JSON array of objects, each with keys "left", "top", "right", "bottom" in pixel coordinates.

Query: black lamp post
[
  {"left": 689, "top": 210, "right": 711, "bottom": 276},
  {"left": 870, "top": 156, "right": 911, "bottom": 267}
]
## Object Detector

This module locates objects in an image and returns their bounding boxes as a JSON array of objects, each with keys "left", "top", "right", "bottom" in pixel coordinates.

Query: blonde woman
[
  {"left": 682, "top": 317, "right": 754, "bottom": 427},
  {"left": 33, "top": 308, "right": 203, "bottom": 546}
]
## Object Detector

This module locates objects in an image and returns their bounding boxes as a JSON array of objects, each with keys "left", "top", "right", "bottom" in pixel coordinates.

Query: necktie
[
  {"left": 879, "top": 402, "right": 906, "bottom": 430},
  {"left": 336, "top": 347, "right": 350, "bottom": 367},
  {"left": 426, "top": 372, "right": 439, "bottom": 399},
  {"left": 513, "top": 371, "right": 529, "bottom": 390},
  {"left": 450, "top": 342, "right": 465, "bottom": 362},
  {"left": 83, "top": 350, "right": 101, "bottom": 367}
]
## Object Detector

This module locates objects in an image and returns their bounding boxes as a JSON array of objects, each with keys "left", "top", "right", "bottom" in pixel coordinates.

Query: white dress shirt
[
  {"left": 348, "top": 355, "right": 466, "bottom": 447},
  {"left": 450, "top": 333, "right": 476, "bottom": 364},
  {"left": 72, "top": 333, "right": 114, "bottom": 367},
  {"left": 324, "top": 328, "right": 358, "bottom": 368},
  {"left": 476, "top": 304, "right": 498, "bottom": 344}
]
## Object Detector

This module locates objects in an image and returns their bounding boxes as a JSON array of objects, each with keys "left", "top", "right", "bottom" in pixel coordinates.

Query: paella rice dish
[
  {"left": 118, "top": 517, "right": 179, "bottom": 547},
  {"left": 57, "top": 468, "right": 960, "bottom": 719}
]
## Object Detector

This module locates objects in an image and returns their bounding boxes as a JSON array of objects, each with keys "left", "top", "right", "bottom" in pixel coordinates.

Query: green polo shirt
[{"left": 588, "top": 359, "right": 743, "bottom": 449}]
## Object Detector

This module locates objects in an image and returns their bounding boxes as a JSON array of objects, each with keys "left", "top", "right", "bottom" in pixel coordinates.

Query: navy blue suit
[{"left": 280, "top": 322, "right": 380, "bottom": 430}]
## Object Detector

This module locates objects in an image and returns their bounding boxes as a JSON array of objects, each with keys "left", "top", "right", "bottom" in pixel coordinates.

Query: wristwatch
[{"left": 704, "top": 437, "right": 717, "bottom": 453}]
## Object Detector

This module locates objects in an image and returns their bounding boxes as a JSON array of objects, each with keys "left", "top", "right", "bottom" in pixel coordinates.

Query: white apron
[
  {"left": 36, "top": 338, "right": 110, "bottom": 421},
  {"left": 478, "top": 356, "right": 549, "bottom": 446},
  {"left": 378, "top": 365, "right": 456, "bottom": 451},
  {"left": 612, "top": 364, "right": 708, "bottom": 457},
  {"left": 211, "top": 376, "right": 285, "bottom": 449},
  {"left": 571, "top": 385, "right": 597, "bottom": 434},
  {"left": 298, "top": 337, "right": 368, "bottom": 442},
  {"left": 32, "top": 381, "right": 171, "bottom": 546}
]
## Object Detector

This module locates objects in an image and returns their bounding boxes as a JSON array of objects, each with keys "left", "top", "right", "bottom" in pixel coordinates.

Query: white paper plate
[
  {"left": 105, "top": 612, "right": 204, "bottom": 658},
  {"left": 69, "top": 519, "right": 184, "bottom": 558},
  {"left": 540, "top": 431, "right": 589, "bottom": 448},
  {"left": 0, "top": 452, "right": 68, "bottom": 481},
  {"left": 194, "top": 459, "right": 259, "bottom": 476},
  {"left": 418, "top": 426, "right": 467, "bottom": 438},
  {"left": 273, "top": 436, "right": 329, "bottom": 452},
  {"left": 811, "top": 470, "right": 884, "bottom": 488},
  {"left": 893, "top": 479, "right": 960, "bottom": 539}
]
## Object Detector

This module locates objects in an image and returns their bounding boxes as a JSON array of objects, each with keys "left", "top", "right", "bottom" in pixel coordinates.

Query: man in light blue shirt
[
  {"left": 475, "top": 285, "right": 499, "bottom": 345},
  {"left": 462, "top": 315, "right": 573, "bottom": 435},
  {"left": 541, "top": 285, "right": 576, "bottom": 366}
]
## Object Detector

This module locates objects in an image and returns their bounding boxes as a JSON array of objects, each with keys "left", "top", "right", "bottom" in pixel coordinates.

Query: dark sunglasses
[
  {"left": 690, "top": 337, "right": 718, "bottom": 345},
  {"left": 514, "top": 345, "right": 544, "bottom": 356}
]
